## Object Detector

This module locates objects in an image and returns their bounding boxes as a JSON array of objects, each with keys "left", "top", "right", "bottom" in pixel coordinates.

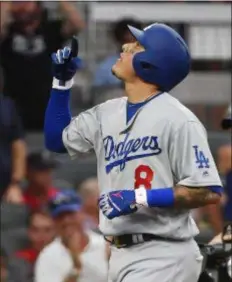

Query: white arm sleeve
[
  {"left": 169, "top": 121, "right": 222, "bottom": 187},
  {"left": 62, "top": 106, "right": 100, "bottom": 157},
  {"left": 34, "top": 250, "right": 64, "bottom": 282}
]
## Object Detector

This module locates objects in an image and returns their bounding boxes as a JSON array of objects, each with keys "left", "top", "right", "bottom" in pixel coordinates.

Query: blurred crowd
[{"left": 0, "top": 1, "right": 231, "bottom": 282}]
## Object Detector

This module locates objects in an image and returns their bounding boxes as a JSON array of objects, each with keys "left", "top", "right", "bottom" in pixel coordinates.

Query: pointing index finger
[{"left": 70, "top": 36, "right": 79, "bottom": 58}]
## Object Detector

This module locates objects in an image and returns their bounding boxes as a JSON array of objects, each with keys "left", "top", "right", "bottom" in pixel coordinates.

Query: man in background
[
  {"left": 92, "top": 18, "right": 142, "bottom": 87},
  {"left": 0, "top": 67, "right": 26, "bottom": 203},
  {"left": 0, "top": 248, "right": 8, "bottom": 282},
  {"left": 35, "top": 190, "right": 108, "bottom": 282},
  {"left": 7, "top": 210, "right": 55, "bottom": 282},
  {"left": 23, "top": 152, "right": 59, "bottom": 211},
  {"left": 0, "top": 1, "right": 84, "bottom": 131},
  {"left": 220, "top": 105, "right": 232, "bottom": 222}
]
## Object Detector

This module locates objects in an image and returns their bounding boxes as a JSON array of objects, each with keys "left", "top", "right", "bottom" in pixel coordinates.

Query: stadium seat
[
  {"left": 25, "top": 133, "right": 44, "bottom": 151},
  {"left": 0, "top": 203, "right": 29, "bottom": 230},
  {"left": 0, "top": 228, "right": 29, "bottom": 257},
  {"left": 52, "top": 154, "right": 97, "bottom": 186}
]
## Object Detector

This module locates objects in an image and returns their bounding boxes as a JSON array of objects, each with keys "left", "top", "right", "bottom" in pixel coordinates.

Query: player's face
[{"left": 112, "top": 42, "right": 144, "bottom": 82}]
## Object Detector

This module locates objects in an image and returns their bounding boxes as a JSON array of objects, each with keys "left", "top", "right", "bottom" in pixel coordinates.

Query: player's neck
[{"left": 125, "top": 81, "right": 160, "bottom": 103}]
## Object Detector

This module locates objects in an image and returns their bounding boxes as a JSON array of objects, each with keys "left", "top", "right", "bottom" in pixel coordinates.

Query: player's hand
[
  {"left": 51, "top": 37, "right": 82, "bottom": 83},
  {"left": 99, "top": 190, "right": 137, "bottom": 219}
]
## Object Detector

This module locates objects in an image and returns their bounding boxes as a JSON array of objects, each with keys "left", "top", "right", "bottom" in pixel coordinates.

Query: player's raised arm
[
  {"left": 44, "top": 37, "right": 80, "bottom": 153},
  {"left": 44, "top": 38, "right": 99, "bottom": 156}
]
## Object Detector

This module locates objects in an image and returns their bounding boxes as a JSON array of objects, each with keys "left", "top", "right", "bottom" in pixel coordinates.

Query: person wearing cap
[
  {"left": 22, "top": 152, "right": 59, "bottom": 211},
  {"left": 35, "top": 190, "right": 108, "bottom": 282}
]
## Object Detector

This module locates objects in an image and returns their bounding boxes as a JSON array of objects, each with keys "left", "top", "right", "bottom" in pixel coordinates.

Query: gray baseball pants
[{"left": 108, "top": 238, "right": 203, "bottom": 282}]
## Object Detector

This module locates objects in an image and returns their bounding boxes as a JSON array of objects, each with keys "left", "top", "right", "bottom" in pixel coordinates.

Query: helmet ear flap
[
  {"left": 133, "top": 51, "right": 154, "bottom": 71},
  {"left": 133, "top": 51, "right": 158, "bottom": 84},
  {"left": 140, "top": 61, "right": 152, "bottom": 70}
]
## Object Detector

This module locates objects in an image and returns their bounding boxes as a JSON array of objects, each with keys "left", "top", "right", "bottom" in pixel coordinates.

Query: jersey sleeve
[
  {"left": 169, "top": 121, "right": 222, "bottom": 187},
  {"left": 62, "top": 106, "right": 100, "bottom": 157}
]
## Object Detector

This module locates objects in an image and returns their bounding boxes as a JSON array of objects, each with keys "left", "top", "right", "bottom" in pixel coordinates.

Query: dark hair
[
  {"left": 221, "top": 105, "right": 232, "bottom": 130},
  {"left": 112, "top": 18, "right": 142, "bottom": 44}
]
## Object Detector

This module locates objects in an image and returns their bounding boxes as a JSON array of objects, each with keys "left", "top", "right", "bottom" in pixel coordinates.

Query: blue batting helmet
[{"left": 128, "top": 23, "right": 191, "bottom": 91}]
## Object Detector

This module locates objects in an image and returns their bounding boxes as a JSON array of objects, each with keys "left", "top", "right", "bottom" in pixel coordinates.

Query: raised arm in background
[{"left": 59, "top": 1, "right": 85, "bottom": 36}]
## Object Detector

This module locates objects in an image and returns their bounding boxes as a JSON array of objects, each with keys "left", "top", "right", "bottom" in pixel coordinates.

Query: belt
[{"left": 105, "top": 233, "right": 187, "bottom": 248}]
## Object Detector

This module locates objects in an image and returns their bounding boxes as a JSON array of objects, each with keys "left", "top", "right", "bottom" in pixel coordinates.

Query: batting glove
[
  {"left": 51, "top": 37, "right": 82, "bottom": 83},
  {"left": 99, "top": 190, "right": 137, "bottom": 219}
]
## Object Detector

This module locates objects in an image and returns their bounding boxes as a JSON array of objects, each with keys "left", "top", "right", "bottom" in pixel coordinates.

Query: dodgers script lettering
[{"left": 103, "top": 133, "right": 162, "bottom": 173}]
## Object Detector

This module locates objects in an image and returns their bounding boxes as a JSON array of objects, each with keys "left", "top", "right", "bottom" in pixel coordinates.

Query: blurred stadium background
[{"left": 0, "top": 1, "right": 231, "bottom": 281}]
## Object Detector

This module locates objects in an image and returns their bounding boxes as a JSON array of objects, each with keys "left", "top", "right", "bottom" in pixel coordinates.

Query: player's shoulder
[
  {"left": 96, "top": 97, "right": 127, "bottom": 112},
  {"left": 100, "top": 97, "right": 127, "bottom": 107},
  {"left": 161, "top": 93, "right": 202, "bottom": 124},
  {"left": 78, "top": 97, "right": 126, "bottom": 120}
]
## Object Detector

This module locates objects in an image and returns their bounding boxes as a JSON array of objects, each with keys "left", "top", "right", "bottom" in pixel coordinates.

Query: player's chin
[{"left": 111, "top": 64, "right": 123, "bottom": 80}]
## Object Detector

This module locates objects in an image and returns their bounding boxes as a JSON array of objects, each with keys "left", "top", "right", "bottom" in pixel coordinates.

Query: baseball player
[{"left": 44, "top": 23, "right": 223, "bottom": 282}]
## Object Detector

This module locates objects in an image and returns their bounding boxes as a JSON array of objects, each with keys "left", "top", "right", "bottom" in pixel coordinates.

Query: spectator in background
[
  {"left": 78, "top": 177, "right": 100, "bottom": 232},
  {"left": 221, "top": 104, "right": 232, "bottom": 131},
  {"left": 224, "top": 166, "right": 232, "bottom": 222},
  {"left": 23, "top": 152, "right": 59, "bottom": 211},
  {"left": 0, "top": 248, "right": 8, "bottom": 282},
  {"left": 0, "top": 67, "right": 26, "bottom": 203},
  {"left": 35, "top": 190, "right": 108, "bottom": 282},
  {"left": 217, "top": 144, "right": 232, "bottom": 179},
  {"left": 217, "top": 143, "right": 232, "bottom": 222},
  {"left": 220, "top": 104, "right": 232, "bottom": 222},
  {"left": 7, "top": 210, "right": 55, "bottom": 282},
  {"left": 0, "top": 1, "right": 85, "bottom": 131},
  {"left": 92, "top": 18, "right": 142, "bottom": 87}
]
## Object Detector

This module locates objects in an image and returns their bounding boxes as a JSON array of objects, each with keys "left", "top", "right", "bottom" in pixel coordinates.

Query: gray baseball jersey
[{"left": 62, "top": 92, "right": 222, "bottom": 239}]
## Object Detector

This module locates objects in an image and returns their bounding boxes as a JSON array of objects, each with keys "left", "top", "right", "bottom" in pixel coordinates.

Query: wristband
[
  {"left": 135, "top": 187, "right": 174, "bottom": 208},
  {"left": 52, "top": 78, "right": 74, "bottom": 90}
]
